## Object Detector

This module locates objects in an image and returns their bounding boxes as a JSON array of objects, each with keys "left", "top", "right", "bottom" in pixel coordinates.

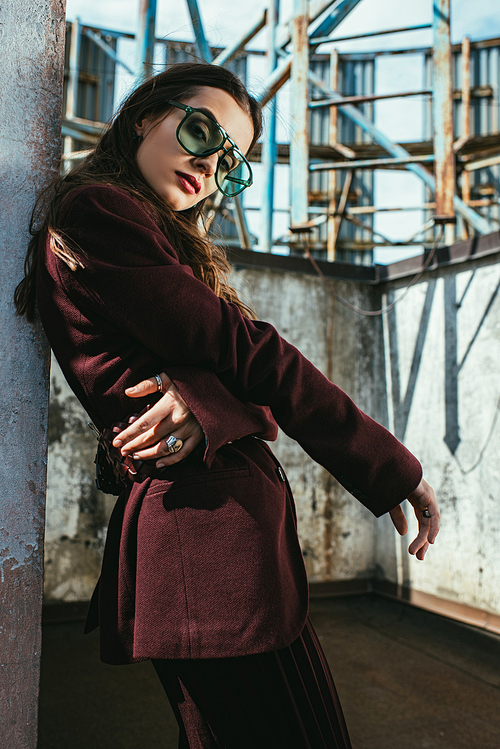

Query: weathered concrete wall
[
  {"left": 44, "top": 252, "right": 500, "bottom": 622},
  {"left": 231, "top": 268, "right": 382, "bottom": 583},
  {"left": 45, "top": 359, "right": 113, "bottom": 602},
  {"left": 374, "top": 253, "right": 500, "bottom": 617}
]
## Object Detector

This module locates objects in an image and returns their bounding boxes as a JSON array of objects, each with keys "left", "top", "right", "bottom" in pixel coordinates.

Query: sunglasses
[{"left": 166, "top": 100, "right": 253, "bottom": 198}]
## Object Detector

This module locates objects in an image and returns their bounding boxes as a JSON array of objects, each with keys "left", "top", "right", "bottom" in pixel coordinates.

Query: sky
[{"left": 64, "top": 0, "right": 500, "bottom": 263}]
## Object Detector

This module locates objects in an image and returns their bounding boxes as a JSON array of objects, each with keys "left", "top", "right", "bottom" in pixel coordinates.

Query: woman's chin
[{"left": 160, "top": 188, "right": 199, "bottom": 212}]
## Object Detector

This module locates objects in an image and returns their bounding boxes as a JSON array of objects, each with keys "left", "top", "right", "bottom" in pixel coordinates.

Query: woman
[{"left": 15, "top": 63, "right": 439, "bottom": 748}]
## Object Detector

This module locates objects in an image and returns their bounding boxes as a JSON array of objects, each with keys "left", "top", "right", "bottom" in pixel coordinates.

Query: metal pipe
[
  {"left": 309, "top": 89, "right": 431, "bottom": 107},
  {"left": 463, "top": 153, "right": 500, "bottom": 171},
  {"left": 184, "top": 1, "right": 252, "bottom": 246},
  {"left": 311, "top": 23, "right": 432, "bottom": 45},
  {"left": 232, "top": 197, "right": 253, "bottom": 249},
  {"left": 458, "top": 37, "right": 471, "bottom": 228},
  {"left": 260, "top": 0, "right": 280, "bottom": 252},
  {"left": 275, "top": 0, "right": 336, "bottom": 50},
  {"left": 135, "top": 0, "right": 157, "bottom": 81},
  {"left": 257, "top": 199, "right": 495, "bottom": 215},
  {"left": 64, "top": 18, "right": 81, "bottom": 173},
  {"left": 62, "top": 125, "right": 99, "bottom": 142},
  {"left": 327, "top": 49, "right": 339, "bottom": 261},
  {"left": 212, "top": 10, "right": 267, "bottom": 66},
  {"left": 65, "top": 18, "right": 80, "bottom": 121},
  {"left": 290, "top": 0, "right": 310, "bottom": 230},
  {"left": 307, "top": 68, "right": 493, "bottom": 235},
  {"left": 0, "top": 0, "right": 65, "bottom": 743},
  {"left": 186, "top": 0, "right": 212, "bottom": 62},
  {"left": 83, "top": 28, "right": 135, "bottom": 75},
  {"left": 432, "top": 0, "right": 455, "bottom": 236},
  {"left": 343, "top": 213, "right": 398, "bottom": 244},
  {"left": 453, "top": 37, "right": 471, "bottom": 153},
  {"left": 310, "top": 155, "right": 435, "bottom": 170},
  {"left": 331, "top": 169, "right": 354, "bottom": 253},
  {"left": 62, "top": 116, "right": 106, "bottom": 135},
  {"left": 309, "top": 0, "right": 363, "bottom": 42},
  {"left": 256, "top": 57, "right": 292, "bottom": 106}
]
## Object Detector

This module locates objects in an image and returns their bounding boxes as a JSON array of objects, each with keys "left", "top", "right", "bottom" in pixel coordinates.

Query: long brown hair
[{"left": 14, "top": 63, "right": 262, "bottom": 321}]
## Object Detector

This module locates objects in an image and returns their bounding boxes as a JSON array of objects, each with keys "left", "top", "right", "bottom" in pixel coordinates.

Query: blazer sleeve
[{"left": 56, "top": 185, "right": 422, "bottom": 517}]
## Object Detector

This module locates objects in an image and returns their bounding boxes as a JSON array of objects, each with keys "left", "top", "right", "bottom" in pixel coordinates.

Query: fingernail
[
  {"left": 132, "top": 454, "right": 140, "bottom": 460},
  {"left": 113, "top": 439, "right": 122, "bottom": 447},
  {"left": 126, "top": 386, "right": 137, "bottom": 393},
  {"left": 157, "top": 462, "right": 165, "bottom": 468}
]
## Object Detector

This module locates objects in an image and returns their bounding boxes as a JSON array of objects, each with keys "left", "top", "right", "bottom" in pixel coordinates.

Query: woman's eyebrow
[{"left": 196, "top": 106, "right": 220, "bottom": 124}]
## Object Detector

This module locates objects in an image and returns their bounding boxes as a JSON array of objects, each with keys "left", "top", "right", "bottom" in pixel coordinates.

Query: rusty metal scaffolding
[{"left": 62, "top": 0, "right": 500, "bottom": 264}]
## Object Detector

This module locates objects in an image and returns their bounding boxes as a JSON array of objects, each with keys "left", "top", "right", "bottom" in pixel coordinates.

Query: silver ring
[
  {"left": 154, "top": 373, "right": 163, "bottom": 393},
  {"left": 422, "top": 509, "right": 431, "bottom": 518},
  {"left": 165, "top": 435, "right": 183, "bottom": 454}
]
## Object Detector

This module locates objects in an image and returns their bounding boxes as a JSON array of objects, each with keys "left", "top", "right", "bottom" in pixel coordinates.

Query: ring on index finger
[
  {"left": 422, "top": 508, "right": 431, "bottom": 518},
  {"left": 165, "top": 435, "right": 183, "bottom": 454}
]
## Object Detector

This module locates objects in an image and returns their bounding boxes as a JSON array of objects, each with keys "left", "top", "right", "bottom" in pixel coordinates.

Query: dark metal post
[
  {"left": 432, "top": 0, "right": 456, "bottom": 241},
  {"left": 0, "top": 0, "right": 66, "bottom": 745},
  {"left": 135, "top": 0, "right": 157, "bottom": 81}
]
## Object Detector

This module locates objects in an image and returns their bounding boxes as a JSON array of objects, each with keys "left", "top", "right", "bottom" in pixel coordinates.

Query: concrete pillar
[{"left": 0, "top": 0, "right": 66, "bottom": 745}]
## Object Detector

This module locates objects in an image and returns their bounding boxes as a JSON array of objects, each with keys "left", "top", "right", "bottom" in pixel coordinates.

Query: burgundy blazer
[{"left": 36, "top": 185, "right": 422, "bottom": 664}]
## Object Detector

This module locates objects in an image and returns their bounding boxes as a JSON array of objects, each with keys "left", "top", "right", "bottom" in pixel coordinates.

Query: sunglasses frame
[{"left": 166, "top": 100, "right": 253, "bottom": 197}]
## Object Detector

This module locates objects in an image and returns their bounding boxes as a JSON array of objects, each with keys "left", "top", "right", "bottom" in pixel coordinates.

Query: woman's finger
[
  {"left": 129, "top": 420, "right": 203, "bottom": 461},
  {"left": 114, "top": 377, "right": 192, "bottom": 451},
  {"left": 156, "top": 435, "right": 201, "bottom": 467},
  {"left": 124, "top": 372, "right": 172, "bottom": 398},
  {"left": 118, "top": 409, "right": 201, "bottom": 455},
  {"left": 415, "top": 541, "right": 430, "bottom": 561},
  {"left": 129, "top": 430, "right": 202, "bottom": 466},
  {"left": 389, "top": 505, "right": 408, "bottom": 536},
  {"left": 407, "top": 478, "right": 440, "bottom": 546},
  {"left": 406, "top": 479, "right": 440, "bottom": 559}
]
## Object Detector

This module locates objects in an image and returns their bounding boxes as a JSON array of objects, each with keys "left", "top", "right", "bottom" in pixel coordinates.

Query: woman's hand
[
  {"left": 112, "top": 373, "right": 203, "bottom": 468},
  {"left": 389, "top": 478, "right": 440, "bottom": 561}
]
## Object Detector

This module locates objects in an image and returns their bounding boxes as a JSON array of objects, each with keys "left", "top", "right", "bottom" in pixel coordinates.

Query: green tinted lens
[
  {"left": 216, "top": 149, "right": 253, "bottom": 197},
  {"left": 178, "top": 110, "right": 223, "bottom": 155}
]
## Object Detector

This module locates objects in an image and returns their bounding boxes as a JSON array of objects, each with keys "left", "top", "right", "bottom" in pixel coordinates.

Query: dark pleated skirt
[{"left": 152, "top": 616, "right": 352, "bottom": 749}]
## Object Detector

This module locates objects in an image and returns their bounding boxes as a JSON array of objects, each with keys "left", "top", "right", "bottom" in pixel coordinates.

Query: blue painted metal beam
[
  {"left": 135, "top": 0, "right": 157, "bottom": 82},
  {"left": 186, "top": 0, "right": 212, "bottom": 62},
  {"left": 213, "top": 10, "right": 267, "bottom": 67},
  {"left": 260, "top": 0, "right": 280, "bottom": 251},
  {"left": 84, "top": 28, "right": 135, "bottom": 76},
  {"left": 309, "top": 0, "right": 363, "bottom": 42}
]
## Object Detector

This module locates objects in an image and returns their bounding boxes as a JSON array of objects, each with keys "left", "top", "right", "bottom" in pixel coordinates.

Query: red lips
[{"left": 176, "top": 171, "right": 201, "bottom": 194}]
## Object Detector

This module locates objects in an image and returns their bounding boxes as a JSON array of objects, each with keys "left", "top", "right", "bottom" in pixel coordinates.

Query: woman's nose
[{"left": 194, "top": 151, "right": 219, "bottom": 176}]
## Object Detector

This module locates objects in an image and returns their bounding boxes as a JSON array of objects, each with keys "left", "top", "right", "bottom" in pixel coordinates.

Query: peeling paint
[{"left": 0, "top": 532, "right": 41, "bottom": 584}]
